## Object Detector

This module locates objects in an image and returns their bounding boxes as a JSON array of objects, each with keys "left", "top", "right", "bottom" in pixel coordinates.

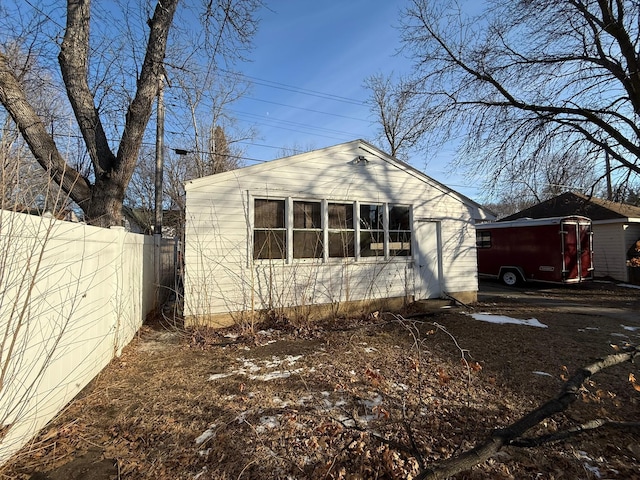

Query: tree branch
[
  {"left": 0, "top": 51, "right": 91, "bottom": 206},
  {"left": 417, "top": 345, "right": 640, "bottom": 480},
  {"left": 115, "top": 0, "right": 178, "bottom": 187},
  {"left": 511, "top": 418, "right": 640, "bottom": 448},
  {"left": 58, "top": 0, "right": 116, "bottom": 177}
]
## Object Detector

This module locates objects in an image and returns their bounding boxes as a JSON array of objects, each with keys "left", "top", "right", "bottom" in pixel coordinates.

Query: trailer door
[
  {"left": 562, "top": 220, "right": 578, "bottom": 281},
  {"left": 579, "top": 220, "right": 594, "bottom": 280},
  {"left": 561, "top": 219, "right": 591, "bottom": 282},
  {"left": 414, "top": 220, "right": 442, "bottom": 299}
]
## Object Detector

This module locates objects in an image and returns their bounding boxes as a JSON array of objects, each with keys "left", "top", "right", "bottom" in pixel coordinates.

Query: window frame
[
  {"left": 388, "top": 204, "right": 412, "bottom": 257},
  {"left": 358, "top": 203, "right": 385, "bottom": 258},
  {"left": 327, "top": 202, "right": 355, "bottom": 258},
  {"left": 292, "top": 200, "right": 323, "bottom": 259},
  {"left": 251, "top": 196, "right": 413, "bottom": 263},
  {"left": 253, "top": 198, "right": 287, "bottom": 260},
  {"left": 476, "top": 230, "right": 492, "bottom": 249}
]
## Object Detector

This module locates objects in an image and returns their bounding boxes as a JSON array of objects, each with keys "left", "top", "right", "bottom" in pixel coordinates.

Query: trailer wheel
[{"left": 501, "top": 270, "right": 520, "bottom": 286}]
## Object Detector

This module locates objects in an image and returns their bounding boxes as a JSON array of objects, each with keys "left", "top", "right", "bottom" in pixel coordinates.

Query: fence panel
[{"left": 0, "top": 211, "right": 170, "bottom": 465}]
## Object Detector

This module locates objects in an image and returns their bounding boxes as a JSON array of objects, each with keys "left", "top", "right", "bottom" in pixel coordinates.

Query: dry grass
[{"left": 2, "top": 282, "right": 640, "bottom": 480}]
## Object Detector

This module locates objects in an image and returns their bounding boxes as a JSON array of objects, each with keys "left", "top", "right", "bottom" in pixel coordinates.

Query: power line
[
  {"left": 218, "top": 68, "right": 366, "bottom": 106},
  {"left": 230, "top": 110, "right": 364, "bottom": 138},
  {"left": 239, "top": 97, "right": 369, "bottom": 122}
]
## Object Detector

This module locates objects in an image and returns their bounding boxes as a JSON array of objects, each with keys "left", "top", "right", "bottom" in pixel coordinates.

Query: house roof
[
  {"left": 501, "top": 191, "right": 640, "bottom": 222},
  {"left": 185, "top": 139, "right": 494, "bottom": 216}
]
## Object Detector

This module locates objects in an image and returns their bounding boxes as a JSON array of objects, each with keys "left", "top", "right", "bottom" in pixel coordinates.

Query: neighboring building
[
  {"left": 183, "top": 139, "right": 494, "bottom": 327},
  {"left": 123, "top": 206, "right": 183, "bottom": 238},
  {"left": 501, "top": 191, "right": 640, "bottom": 282}
]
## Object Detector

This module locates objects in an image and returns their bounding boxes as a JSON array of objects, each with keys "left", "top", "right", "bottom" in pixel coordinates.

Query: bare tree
[
  {"left": 0, "top": 43, "right": 86, "bottom": 216},
  {"left": 125, "top": 64, "right": 255, "bottom": 237},
  {"left": 364, "top": 72, "right": 433, "bottom": 160},
  {"left": 397, "top": 0, "right": 640, "bottom": 198},
  {"left": 0, "top": 0, "right": 262, "bottom": 227},
  {"left": 125, "top": 124, "right": 244, "bottom": 237}
]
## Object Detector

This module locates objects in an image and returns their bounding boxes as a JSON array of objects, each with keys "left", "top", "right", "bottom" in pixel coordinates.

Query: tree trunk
[{"left": 0, "top": 0, "right": 179, "bottom": 227}]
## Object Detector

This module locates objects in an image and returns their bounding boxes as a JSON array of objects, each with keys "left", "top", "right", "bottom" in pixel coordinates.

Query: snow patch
[
  {"left": 532, "top": 371, "right": 553, "bottom": 377},
  {"left": 255, "top": 415, "right": 280, "bottom": 433},
  {"left": 575, "top": 450, "right": 603, "bottom": 478},
  {"left": 249, "top": 368, "right": 303, "bottom": 381},
  {"left": 193, "top": 467, "right": 207, "bottom": 479},
  {"left": 467, "top": 312, "right": 548, "bottom": 328},
  {"left": 195, "top": 425, "right": 217, "bottom": 445},
  {"left": 361, "top": 395, "right": 383, "bottom": 409},
  {"left": 208, "top": 355, "right": 305, "bottom": 382},
  {"left": 621, "top": 324, "right": 640, "bottom": 331}
]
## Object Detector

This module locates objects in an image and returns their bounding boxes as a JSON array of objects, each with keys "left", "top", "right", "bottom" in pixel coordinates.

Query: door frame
[{"left": 413, "top": 219, "right": 443, "bottom": 300}]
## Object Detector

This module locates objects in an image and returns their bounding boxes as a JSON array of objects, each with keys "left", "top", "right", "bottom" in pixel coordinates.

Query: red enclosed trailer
[{"left": 475, "top": 216, "right": 594, "bottom": 286}]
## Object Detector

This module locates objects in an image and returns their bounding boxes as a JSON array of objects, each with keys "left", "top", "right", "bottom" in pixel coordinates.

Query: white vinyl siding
[
  {"left": 591, "top": 222, "right": 640, "bottom": 282},
  {"left": 184, "top": 140, "right": 487, "bottom": 319}
]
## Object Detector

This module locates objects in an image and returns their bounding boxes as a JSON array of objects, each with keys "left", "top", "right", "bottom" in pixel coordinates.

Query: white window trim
[{"left": 250, "top": 193, "right": 413, "bottom": 264}]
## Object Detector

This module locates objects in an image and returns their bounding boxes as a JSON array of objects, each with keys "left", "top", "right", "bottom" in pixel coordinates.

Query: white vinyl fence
[{"left": 0, "top": 210, "right": 174, "bottom": 465}]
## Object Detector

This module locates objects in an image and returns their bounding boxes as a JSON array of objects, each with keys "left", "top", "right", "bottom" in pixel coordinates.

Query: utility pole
[
  {"left": 154, "top": 74, "right": 165, "bottom": 306},
  {"left": 605, "top": 148, "right": 612, "bottom": 201}
]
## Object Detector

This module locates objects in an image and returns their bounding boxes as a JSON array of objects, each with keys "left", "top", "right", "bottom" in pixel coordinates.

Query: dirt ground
[{"left": 2, "top": 281, "right": 640, "bottom": 480}]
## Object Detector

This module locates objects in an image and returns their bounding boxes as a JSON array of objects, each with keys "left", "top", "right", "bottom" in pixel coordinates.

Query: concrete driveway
[{"left": 477, "top": 279, "right": 640, "bottom": 323}]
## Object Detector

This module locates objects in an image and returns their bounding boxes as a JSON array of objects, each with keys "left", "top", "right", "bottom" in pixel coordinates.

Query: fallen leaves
[
  {"left": 437, "top": 368, "right": 452, "bottom": 385},
  {"left": 2, "top": 306, "right": 638, "bottom": 480}
]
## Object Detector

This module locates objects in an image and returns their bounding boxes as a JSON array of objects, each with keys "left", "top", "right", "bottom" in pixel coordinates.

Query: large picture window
[
  {"left": 293, "top": 201, "right": 323, "bottom": 258},
  {"left": 252, "top": 198, "right": 413, "bottom": 262},
  {"left": 254, "top": 199, "right": 286, "bottom": 259},
  {"left": 328, "top": 203, "right": 354, "bottom": 257}
]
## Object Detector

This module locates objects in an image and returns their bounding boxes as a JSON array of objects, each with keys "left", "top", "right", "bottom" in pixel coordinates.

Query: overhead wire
[
  {"left": 217, "top": 68, "right": 366, "bottom": 106},
  {"left": 0, "top": 12, "right": 481, "bottom": 194},
  {"left": 160, "top": 65, "right": 372, "bottom": 155}
]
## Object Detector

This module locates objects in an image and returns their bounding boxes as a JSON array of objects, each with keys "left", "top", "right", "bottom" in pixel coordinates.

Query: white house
[{"left": 183, "top": 140, "right": 493, "bottom": 327}]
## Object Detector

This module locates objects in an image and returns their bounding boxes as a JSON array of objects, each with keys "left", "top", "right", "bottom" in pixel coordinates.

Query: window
[
  {"left": 293, "top": 201, "right": 323, "bottom": 258},
  {"left": 254, "top": 199, "right": 286, "bottom": 259},
  {"left": 328, "top": 203, "right": 354, "bottom": 257},
  {"left": 476, "top": 230, "right": 491, "bottom": 248},
  {"left": 389, "top": 205, "right": 411, "bottom": 256},
  {"left": 252, "top": 197, "right": 413, "bottom": 262},
  {"left": 359, "top": 204, "right": 384, "bottom": 257}
]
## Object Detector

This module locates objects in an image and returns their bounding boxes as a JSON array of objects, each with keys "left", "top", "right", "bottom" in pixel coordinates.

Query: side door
[{"left": 413, "top": 220, "right": 442, "bottom": 299}]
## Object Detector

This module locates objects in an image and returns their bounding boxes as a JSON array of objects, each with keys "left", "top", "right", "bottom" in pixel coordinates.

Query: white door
[{"left": 414, "top": 220, "right": 442, "bottom": 299}]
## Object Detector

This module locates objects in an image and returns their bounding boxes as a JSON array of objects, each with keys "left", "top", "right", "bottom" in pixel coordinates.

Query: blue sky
[
  {"left": 223, "top": 1, "right": 479, "bottom": 200},
  {"left": 0, "top": 0, "right": 482, "bottom": 201}
]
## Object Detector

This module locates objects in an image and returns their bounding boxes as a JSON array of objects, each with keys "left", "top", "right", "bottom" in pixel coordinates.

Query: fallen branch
[
  {"left": 511, "top": 419, "right": 640, "bottom": 447},
  {"left": 417, "top": 345, "right": 640, "bottom": 480}
]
